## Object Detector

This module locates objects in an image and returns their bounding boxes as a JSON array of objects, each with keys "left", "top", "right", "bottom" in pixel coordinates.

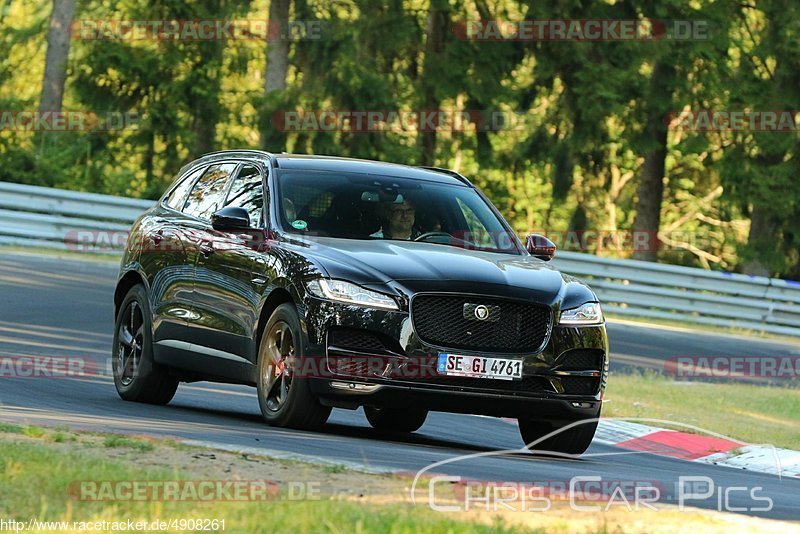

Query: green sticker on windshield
[{"left": 291, "top": 219, "right": 308, "bottom": 230}]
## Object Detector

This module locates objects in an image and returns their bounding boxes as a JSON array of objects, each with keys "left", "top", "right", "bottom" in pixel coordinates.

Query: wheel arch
[
  {"left": 114, "top": 269, "right": 148, "bottom": 318},
  {"left": 255, "top": 280, "right": 303, "bottom": 358}
]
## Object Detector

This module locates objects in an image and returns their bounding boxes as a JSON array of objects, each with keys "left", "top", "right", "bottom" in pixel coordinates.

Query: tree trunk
[
  {"left": 418, "top": 1, "right": 448, "bottom": 166},
  {"left": 265, "top": 0, "right": 291, "bottom": 95},
  {"left": 260, "top": 0, "right": 291, "bottom": 151},
  {"left": 742, "top": 204, "right": 777, "bottom": 277},
  {"left": 142, "top": 127, "right": 157, "bottom": 197},
  {"left": 188, "top": 38, "right": 224, "bottom": 159},
  {"left": 190, "top": 103, "right": 218, "bottom": 158},
  {"left": 39, "top": 0, "right": 76, "bottom": 114},
  {"left": 632, "top": 62, "right": 673, "bottom": 262}
]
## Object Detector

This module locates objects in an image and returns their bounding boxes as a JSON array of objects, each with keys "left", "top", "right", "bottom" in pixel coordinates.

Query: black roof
[
  {"left": 189, "top": 151, "right": 468, "bottom": 186},
  {"left": 275, "top": 154, "right": 467, "bottom": 185}
]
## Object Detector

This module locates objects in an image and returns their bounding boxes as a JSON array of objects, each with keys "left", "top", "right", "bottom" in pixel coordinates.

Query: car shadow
[{"left": 163, "top": 400, "right": 589, "bottom": 463}]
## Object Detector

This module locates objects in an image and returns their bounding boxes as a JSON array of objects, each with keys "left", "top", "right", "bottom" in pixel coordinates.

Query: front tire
[
  {"left": 518, "top": 416, "right": 598, "bottom": 456},
  {"left": 365, "top": 406, "right": 428, "bottom": 433},
  {"left": 112, "top": 284, "right": 178, "bottom": 404},
  {"left": 256, "top": 303, "right": 331, "bottom": 430}
]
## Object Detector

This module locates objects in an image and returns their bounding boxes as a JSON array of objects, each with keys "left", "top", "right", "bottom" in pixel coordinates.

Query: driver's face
[{"left": 386, "top": 201, "right": 415, "bottom": 236}]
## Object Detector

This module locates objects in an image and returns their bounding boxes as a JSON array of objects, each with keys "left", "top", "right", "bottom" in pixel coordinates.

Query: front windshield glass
[{"left": 276, "top": 170, "right": 519, "bottom": 253}]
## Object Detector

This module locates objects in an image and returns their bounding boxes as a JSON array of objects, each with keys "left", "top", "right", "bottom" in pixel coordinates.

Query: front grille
[
  {"left": 411, "top": 294, "right": 551, "bottom": 353},
  {"left": 556, "top": 349, "right": 603, "bottom": 371}
]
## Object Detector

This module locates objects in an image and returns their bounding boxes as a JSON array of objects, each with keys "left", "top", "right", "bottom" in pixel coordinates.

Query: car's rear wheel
[
  {"left": 113, "top": 284, "right": 179, "bottom": 404},
  {"left": 364, "top": 406, "right": 428, "bottom": 433},
  {"left": 257, "top": 303, "right": 331, "bottom": 430},
  {"left": 518, "top": 416, "right": 598, "bottom": 456}
]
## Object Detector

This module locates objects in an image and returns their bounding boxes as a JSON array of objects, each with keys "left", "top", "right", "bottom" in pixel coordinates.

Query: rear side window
[
  {"left": 182, "top": 162, "right": 238, "bottom": 220},
  {"left": 224, "top": 164, "right": 265, "bottom": 226},
  {"left": 164, "top": 166, "right": 205, "bottom": 210}
]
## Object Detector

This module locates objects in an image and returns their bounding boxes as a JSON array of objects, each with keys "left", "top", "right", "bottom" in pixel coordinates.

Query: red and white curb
[{"left": 595, "top": 420, "right": 800, "bottom": 478}]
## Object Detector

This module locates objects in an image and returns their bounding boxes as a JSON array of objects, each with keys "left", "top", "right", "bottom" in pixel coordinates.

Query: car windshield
[{"left": 276, "top": 170, "right": 519, "bottom": 253}]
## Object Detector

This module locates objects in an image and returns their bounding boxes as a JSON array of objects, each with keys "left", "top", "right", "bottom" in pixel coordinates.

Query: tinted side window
[
  {"left": 224, "top": 164, "right": 264, "bottom": 226},
  {"left": 182, "top": 163, "right": 238, "bottom": 220},
  {"left": 164, "top": 166, "right": 205, "bottom": 210}
]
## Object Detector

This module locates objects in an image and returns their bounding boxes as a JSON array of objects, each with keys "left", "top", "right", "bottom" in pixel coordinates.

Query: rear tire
[
  {"left": 365, "top": 406, "right": 428, "bottom": 433},
  {"left": 256, "top": 303, "right": 331, "bottom": 430},
  {"left": 112, "top": 284, "right": 178, "bottom": 405},
  {"left": 518, "top": 416, "right": 598, "bottom": 456}
]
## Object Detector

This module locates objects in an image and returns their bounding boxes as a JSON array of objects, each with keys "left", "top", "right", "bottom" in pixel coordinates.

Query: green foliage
[
  {"left": 103, "top": 435, "right": 155, "bottom": 451},
  {"left": 2, "top": 0, "right": 800, "bottom": 276}
]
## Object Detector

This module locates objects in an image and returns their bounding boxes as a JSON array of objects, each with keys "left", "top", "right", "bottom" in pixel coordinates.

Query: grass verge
[
  {"left": 0, "top": 429, "right": 513, "bottom": 534},
  {"left": 0, "top": 426, "right": 795, "bottom": 533},
  {"left": 605, "top": 371, "right": 800, "bottom": 448}
]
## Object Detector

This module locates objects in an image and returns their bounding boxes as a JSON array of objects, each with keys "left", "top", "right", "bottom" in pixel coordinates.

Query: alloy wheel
[
  {"left": 262, "top": 320, "right": 296, "bottom": 412},
  {"left": 117, "top": 300, "right": 143, "bottom": 386}
]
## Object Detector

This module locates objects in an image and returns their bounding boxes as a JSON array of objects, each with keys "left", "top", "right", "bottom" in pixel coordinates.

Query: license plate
[{"left": 437, "top": 353, "right": 522, "bottom": 381}]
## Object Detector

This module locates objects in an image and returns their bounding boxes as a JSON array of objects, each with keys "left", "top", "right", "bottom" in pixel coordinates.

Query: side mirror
[
  {"left": 525, "top": 234, "right": 556, "bottom": 261},
  {"left": 211, "top": 206, "right": 251, "bottom": 231}
]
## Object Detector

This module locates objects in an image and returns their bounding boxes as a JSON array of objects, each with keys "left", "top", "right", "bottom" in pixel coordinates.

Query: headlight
[
  {"left": 306, "top": 279, "right": 399, "bottom": 310},
  {"left": 559, "top": 302, "right": 603, "bottom": 326}
]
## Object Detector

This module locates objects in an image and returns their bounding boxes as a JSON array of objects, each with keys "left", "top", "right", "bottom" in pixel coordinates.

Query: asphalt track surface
[{"left": 1, "top": 251, "right": 799, "bottom": 521}]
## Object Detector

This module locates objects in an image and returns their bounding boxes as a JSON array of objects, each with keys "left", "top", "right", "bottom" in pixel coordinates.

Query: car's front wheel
[
  {"left": 112, "top": 284, "right": 179, "bottom": 404},
  {"left": 364, "top": 406, "right": 428, "bottom": 433},
  {"left": 518, "top": 416, "right": 598, "bottom": 456},
  {"left": 256, "top": 303, "right": 331, "bottom": 430}
]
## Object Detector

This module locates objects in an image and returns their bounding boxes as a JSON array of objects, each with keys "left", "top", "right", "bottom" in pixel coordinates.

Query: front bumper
[{"left": 299, "top": 296, "right": 609, "bottom": 418}]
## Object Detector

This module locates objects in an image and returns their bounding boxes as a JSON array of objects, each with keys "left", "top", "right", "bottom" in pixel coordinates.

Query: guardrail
[
  {"left": 0, "top": 181, "right": 152, "bottom": 252},
  {"left": 552, "top": 252, "right": 800, "bottom": 337},
  {"left": 2, "top": 181, "right": 800, "bottom": 337}
]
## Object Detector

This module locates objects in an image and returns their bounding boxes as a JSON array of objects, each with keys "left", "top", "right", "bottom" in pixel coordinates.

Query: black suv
[{"left": 113, "top": 150, "right": 608, "bottom": 454}]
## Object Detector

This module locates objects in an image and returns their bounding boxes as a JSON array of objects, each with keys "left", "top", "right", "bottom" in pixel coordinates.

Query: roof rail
[
  {"left": 194, "top": 149, "right": 279, "bottom": 168},
  {"left": 198, "top": 149, "right": 274, "bottom": 159},
  {"left": 417, "top": 165, "right": 471, "bottom": 185}
]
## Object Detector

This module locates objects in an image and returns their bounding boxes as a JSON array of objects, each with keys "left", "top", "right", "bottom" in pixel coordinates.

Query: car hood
[{"left": 285, "top": 236, "right": 596, "bottom": 308}]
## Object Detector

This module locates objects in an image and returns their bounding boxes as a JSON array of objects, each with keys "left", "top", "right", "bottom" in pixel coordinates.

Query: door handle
[
  {"left": 150, "top": 229, "right": 164, "bottom": 245},
  {"left": 199, "top": 241, "right": 215, "bottom": 257}
]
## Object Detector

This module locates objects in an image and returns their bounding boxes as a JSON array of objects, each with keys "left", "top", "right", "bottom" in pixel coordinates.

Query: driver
[{"left": 371, "top": 198, "right": 416, "bottom": 240}]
